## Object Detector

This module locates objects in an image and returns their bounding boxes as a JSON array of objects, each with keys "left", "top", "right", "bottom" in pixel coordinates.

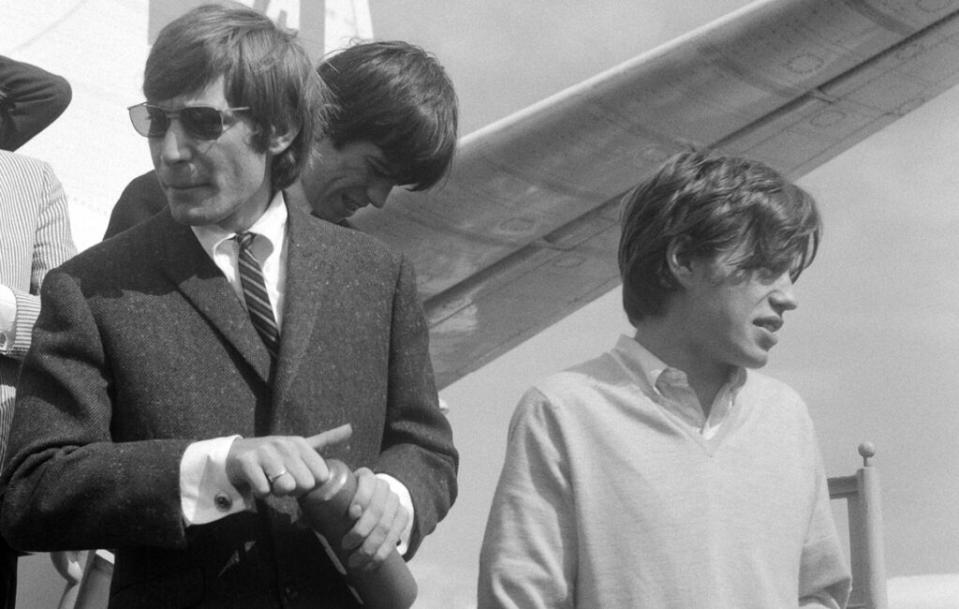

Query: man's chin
[
  {"left": 740, "top": 350, "right": 770, "bottom": 370},
  {"left": 169, "top": 202, "right": 213, "bottom": 227}
]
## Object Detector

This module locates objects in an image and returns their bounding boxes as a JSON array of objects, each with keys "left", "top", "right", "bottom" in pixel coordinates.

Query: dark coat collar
[{"left": 149, "top": 202, "right": 340, "bottom": 388}]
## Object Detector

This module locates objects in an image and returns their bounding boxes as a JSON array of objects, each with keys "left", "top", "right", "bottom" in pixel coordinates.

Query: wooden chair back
[{"left": 827, "top": 442, "right": 888, "bottom": 609}]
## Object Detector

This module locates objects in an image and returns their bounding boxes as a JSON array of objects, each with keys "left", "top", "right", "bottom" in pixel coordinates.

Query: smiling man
[
  {"left": 1, "top": 6, "right": 456, "bottom": 608},
  {"left": 478, "top": 149, "right": 850, "bottom": 609},
  {"left": 104, "top": 39, "right": 458, "bottom": 238}
]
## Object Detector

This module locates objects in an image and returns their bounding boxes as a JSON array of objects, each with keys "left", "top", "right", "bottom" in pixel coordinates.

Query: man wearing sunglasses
[
  {"left": 104, "top": 40, "right": 458, "bottom": 238},
  {"left": 0, "top": 5, "right": 457, "bottom": 608}
]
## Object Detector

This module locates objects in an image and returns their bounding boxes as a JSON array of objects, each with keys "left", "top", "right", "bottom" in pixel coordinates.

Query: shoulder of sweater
[
  {"left": 739, "top": 369, "right": 817, "bottom": 428},
  {"left": 520, "top": 350, "right": 628, "bottom": 413},
  {"left": 740, "top": 369, "right": 803, "bottom": 401}
]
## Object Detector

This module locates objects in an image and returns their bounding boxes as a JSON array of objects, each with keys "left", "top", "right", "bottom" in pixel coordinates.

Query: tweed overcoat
[
  {"left": 0, "top": 201, "right": 457, "bottom": 608},
  {"left": 102, "top": 170, "right": 165, "bottom": 239}
]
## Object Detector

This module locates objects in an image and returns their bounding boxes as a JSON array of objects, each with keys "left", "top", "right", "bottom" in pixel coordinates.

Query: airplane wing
[
  {"left": 150, "top": 0, "right": 372, "bottom": 58},
  {"left": 350, "top": 0, "right": 959, "bottom": 388}
]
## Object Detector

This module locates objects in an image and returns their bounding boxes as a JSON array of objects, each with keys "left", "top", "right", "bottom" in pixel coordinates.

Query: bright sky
[{"left": 3, "top": 1, "right": 958, "bottom": 607}]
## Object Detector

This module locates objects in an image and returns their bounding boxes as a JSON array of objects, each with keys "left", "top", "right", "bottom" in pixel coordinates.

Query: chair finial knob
[{"left": 858, "top": 441, "right": 876, "bottom": 466}]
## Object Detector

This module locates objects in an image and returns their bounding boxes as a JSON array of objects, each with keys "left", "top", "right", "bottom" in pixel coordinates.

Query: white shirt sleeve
[
  {"left": 0, "top": 285, "right": 16, "bottom": 354},
  {"left": 376, "top": 473, "right": 414, "bottom": 555},
  {"left": 179, "top": 436, "right": 414, "bottom": 552},
  {"left": 180, "top": 435, "right": 252, "bottom": 525},
  {"left": 800, "top": 592, "right": 842, "bottom": 609},
  {"left": 312, "top": 473, "right": 414, "bottom": 585}
]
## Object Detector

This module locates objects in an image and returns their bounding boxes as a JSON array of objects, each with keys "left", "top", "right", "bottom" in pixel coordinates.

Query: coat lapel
[
  {"left": 153, "top": 212, "right": 273, "bottom": 383},
  {"left": 272, "top": 205, "right": 339, "bottom": 409}
]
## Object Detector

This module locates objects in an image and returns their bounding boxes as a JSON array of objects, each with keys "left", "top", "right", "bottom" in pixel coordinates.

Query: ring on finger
[{"left": 267, "top": 469, "right": 289, "bottom": 485}]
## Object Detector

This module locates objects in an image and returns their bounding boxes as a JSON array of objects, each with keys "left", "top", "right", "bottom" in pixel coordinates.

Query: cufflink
[{"left": 214, "top": 492, "right": 233, "bottom": 511}]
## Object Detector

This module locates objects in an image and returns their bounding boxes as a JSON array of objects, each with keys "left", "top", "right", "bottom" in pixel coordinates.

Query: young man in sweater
[{"left": 478, "top": 148, "right": 851, "bottom": 609}]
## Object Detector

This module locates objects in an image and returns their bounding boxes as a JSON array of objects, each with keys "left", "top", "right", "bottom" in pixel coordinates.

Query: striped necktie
[{"left": 235, "top": 231, "right": 279, "bottom": 358}]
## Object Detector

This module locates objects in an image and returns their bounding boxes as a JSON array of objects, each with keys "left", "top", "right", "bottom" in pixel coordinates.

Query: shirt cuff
[
  {"left": 377, "top": 473, "right": 414, "bottom": 555},
  {"left": 0, "top": 286, "right": 15, "bottom": 354},
  {"left": 800, "top": 592, "right": 841, "bottom": 609},
  {"left": 180, "top": 435, "right": 251, "bottom": 525},
  {"left": 438, "top": 397, "right": 451, "bottom": 414}
]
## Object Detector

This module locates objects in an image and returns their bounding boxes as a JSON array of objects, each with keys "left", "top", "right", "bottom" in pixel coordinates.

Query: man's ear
[
  {"left": 267, "top": 125, "right": 299, "bottom": 155},
  {"left": 666, "top": 236, "right": 696, "bottom": 287}
]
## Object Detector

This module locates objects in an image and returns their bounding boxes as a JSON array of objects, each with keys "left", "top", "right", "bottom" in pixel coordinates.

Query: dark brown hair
[
  {"left": 619, "top": 148, "right": 821, "bottom": 323},
  {"left": 144, "top": 3, "right": 327, "bottom": 190}
]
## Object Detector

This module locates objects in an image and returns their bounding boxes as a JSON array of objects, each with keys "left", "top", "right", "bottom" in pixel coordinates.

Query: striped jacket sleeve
[{"left": 0, "top": 153, "right": 76, "bottom": 358}]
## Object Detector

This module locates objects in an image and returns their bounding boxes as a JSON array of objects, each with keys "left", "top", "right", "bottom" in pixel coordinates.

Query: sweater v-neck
[{"left": 609, "top": 335, "right": 749, "bottom": 455}]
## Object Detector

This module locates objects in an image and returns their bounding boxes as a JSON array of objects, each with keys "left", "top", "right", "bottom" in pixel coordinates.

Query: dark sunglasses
[{"left": 127, "top": 103, "right": 250, "bottom": 140}]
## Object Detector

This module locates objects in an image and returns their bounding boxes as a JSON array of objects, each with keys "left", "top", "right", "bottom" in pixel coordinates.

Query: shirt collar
[
  {"left": 613, "top": 334, "right": 746, "bottom": 434},
  {"left": 611, "top": 334, "right": 746, "bottom": 399},
  {"left": 611, "top": 334, "right": 672, "bottom": 395},
  {"left": 191, "top": 190, "right": 288, "bottom": 258}
]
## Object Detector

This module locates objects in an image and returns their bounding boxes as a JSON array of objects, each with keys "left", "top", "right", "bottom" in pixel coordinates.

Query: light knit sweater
[{"left": 478, "top": 337, "right": 850, "bottom": 609}]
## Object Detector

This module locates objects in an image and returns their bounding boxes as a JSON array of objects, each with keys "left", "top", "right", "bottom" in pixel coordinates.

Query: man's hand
[
  {"left": 225, "top": 424, "right": 352, "bottom": 498},
  {"left": 341, "top": 468, "right": 410, "bottom": 570}
]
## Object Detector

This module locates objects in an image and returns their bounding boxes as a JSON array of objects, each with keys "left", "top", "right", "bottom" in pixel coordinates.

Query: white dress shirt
[{"left": 178, "top": 192, "right": 413, "bottom": 553}]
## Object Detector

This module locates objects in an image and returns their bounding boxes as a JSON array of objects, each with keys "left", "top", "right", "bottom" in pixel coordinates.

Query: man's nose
[
  {"left": 366, "top": 179, "right": 394, "bottom": 209},
  {"left": 154, "top": 120, "right": 193, "bottom": 163},
  {"left": 770, "top": 273, "right": 798, "bottom": 313}
]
